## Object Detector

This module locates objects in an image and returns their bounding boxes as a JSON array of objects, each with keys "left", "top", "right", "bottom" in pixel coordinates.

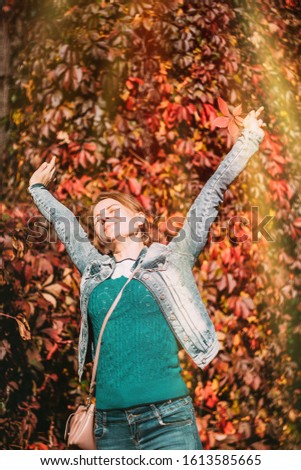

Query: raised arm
[
  {"left": 167, "top": 107, "right": 265, "bottom": 267},
  {"left": 27, "top": 157, "right": 101, "bottom": 274}
]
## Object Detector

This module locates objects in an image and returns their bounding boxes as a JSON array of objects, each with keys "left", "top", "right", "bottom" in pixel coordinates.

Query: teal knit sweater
[{"left": 87, "top": 275, "right": 189, "bottom": 410}]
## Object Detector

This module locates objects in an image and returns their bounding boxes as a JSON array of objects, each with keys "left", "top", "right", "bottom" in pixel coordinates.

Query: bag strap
[{"left": 88, "top": 259, "right": 143, "bottom": 398}]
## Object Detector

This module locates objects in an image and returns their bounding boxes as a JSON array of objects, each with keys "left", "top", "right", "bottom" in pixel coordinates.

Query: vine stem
[{"left": 0, "top": 313, "right": 17, "bottom": 321}]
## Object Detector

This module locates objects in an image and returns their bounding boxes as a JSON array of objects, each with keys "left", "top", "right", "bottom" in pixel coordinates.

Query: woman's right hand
[
  {"left": 29, "top": 156, "right": 57, "bottom": 187},
  {"left": 242, "top": 106, "right": 266, "bottom": 141}
]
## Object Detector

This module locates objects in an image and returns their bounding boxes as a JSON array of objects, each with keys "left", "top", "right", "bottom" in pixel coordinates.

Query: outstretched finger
[
  {"left": 49, "top": 156, "right": 56, "bottom": 168},
  {"left": 255, "top": 106, "right": 264, "bottom": 117}
]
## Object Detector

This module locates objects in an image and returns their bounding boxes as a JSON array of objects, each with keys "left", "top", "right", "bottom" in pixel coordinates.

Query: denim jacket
[{"left": 28, "top": 128, "right": 263, "bottom": 382}]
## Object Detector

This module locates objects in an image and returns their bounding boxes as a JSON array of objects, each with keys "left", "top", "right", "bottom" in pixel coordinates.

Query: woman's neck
[{"left": 112, "top": 240, "right": 146, "bottom": 262}]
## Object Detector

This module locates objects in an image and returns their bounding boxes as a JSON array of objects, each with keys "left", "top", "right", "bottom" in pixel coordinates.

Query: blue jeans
[{"left": 94, "top": 395, "right": 203, "bottom": 450}]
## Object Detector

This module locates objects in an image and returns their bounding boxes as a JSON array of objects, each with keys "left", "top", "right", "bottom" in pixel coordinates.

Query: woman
[{"left": 28, "top": 107, "right": 265, "bottom": 450}]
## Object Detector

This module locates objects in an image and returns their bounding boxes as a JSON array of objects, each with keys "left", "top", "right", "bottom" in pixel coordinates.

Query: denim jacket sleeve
[
  {"left": 167, "top": 127, "right": 264, "bottom": 266},
  {"left": 27, "top": 183, "right": 100, "bottom": 274}
]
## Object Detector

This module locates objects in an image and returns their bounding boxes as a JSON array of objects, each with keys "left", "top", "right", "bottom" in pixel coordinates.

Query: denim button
[
  {"left": 170, "top": 315, "right": 176, "bottom": 320},
  {"left": 160, "top": 294, "right": 165, "bottom": 300}
]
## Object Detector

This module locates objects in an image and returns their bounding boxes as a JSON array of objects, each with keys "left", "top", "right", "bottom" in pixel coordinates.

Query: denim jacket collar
[{"left": 130, "top": 245, "right": 148, "bottom": 270}]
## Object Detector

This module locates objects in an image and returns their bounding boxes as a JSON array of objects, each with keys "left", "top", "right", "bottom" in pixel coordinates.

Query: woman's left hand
[{"left": 243, "top": 106, "right": 266, "bottom": 140}]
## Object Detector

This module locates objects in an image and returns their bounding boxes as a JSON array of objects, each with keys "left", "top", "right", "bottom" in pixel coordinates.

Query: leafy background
[{"left": 1, "top": 0, "right": 301, "bottom": 449}]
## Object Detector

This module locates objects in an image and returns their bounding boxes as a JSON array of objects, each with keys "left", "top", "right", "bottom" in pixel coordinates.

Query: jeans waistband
[{"left": 96, "top": 394, "right": 190, "bottom": 413}]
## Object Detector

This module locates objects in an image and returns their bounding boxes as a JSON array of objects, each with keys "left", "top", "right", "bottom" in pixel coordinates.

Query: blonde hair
[{"left": 91, "top": 191, "right": 152, "bottom": 254}]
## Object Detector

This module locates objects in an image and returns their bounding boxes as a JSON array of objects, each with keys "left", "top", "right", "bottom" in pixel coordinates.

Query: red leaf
[
  {"left": 126, "top": 79, "right": 134, "bottom": 90},
  {"left": 227, "top": 273, "right": 236, "bottom": 294},
  {"left": 79, "top": 150, "right": 87, "bottom": 168},
  {"left": 126, "top": 96, "right": 135, "bottom": 110},
  {"left": 252, "top": 375, "right": 261, "bottom": 391},
  {"left": 83, "top": 142, "right": 96, "bottom": 152},
  {"left": 137, "top": 194, "right": 151, "bottom": 211},
  {"left": 46, "top": 343, "right": 58, "bottom": 360},
  {"left": 74, "top": 66, "right": 83, "bottom": 84},
  {"left": 68, "top": 142, "right": 81, "bottom": 153},
  {"left": 224, "top": 421, "right": 236, "bottom": 435},
  {"left": 203, "top": 103, "right": 217, "bottom": 123},
  {"left": 63, "top": 69, "right": 70, "bottom": 91},
  {"left": 212, "top": 116, "right": 230, "bottom": 128},
  {"left": 55, "top": 63, "right": 67, "bottom": 78},
  {"left": 131, "top": 77, "right": 144, "bottom": 85},
  {"left": 293, "top": 218, "right": 301, "bottom": 228},
  {"left": 128, "top": 178, "right": 141, "bottom": 195}
]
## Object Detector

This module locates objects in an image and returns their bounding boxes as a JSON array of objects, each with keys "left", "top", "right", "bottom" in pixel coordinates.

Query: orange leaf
[
  {"left": 224, "top": 421, "right": 236, "bottom": 435},
  {"left": 41, "top": 292, "right": 57, "bottom": 308},
  {"left": 16, "top": 314, "right": 31, "bottom": 341},
  {"left": 217, "top": 97, "right": 230, "bottom": 116},
  {"left": 228, "top": 118, "right": 240, "bottom": 139},
  {"left": 232, "top": 103, "right": 242, "bottom": 116},
  {"left": 234, "top": 116, "right": 244, "bottom": 126}
]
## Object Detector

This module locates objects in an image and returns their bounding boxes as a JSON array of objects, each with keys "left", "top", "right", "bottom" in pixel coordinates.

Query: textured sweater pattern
[{"left": 87, "top": 263, "right": 189, "bottom": 410}]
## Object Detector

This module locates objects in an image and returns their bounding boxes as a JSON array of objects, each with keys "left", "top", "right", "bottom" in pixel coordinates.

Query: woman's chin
[
  {"left": 99, "top": 233, "right": 121, "bottom": 245},
  {"left": 102, "top": 235, "right": 115, "bottom": 244},
  {"left": 96, "top": 231, "right": 114, "bottom": 245},
  {"left": 97, "top": 229, "right": 132, "bottom": 245}
]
